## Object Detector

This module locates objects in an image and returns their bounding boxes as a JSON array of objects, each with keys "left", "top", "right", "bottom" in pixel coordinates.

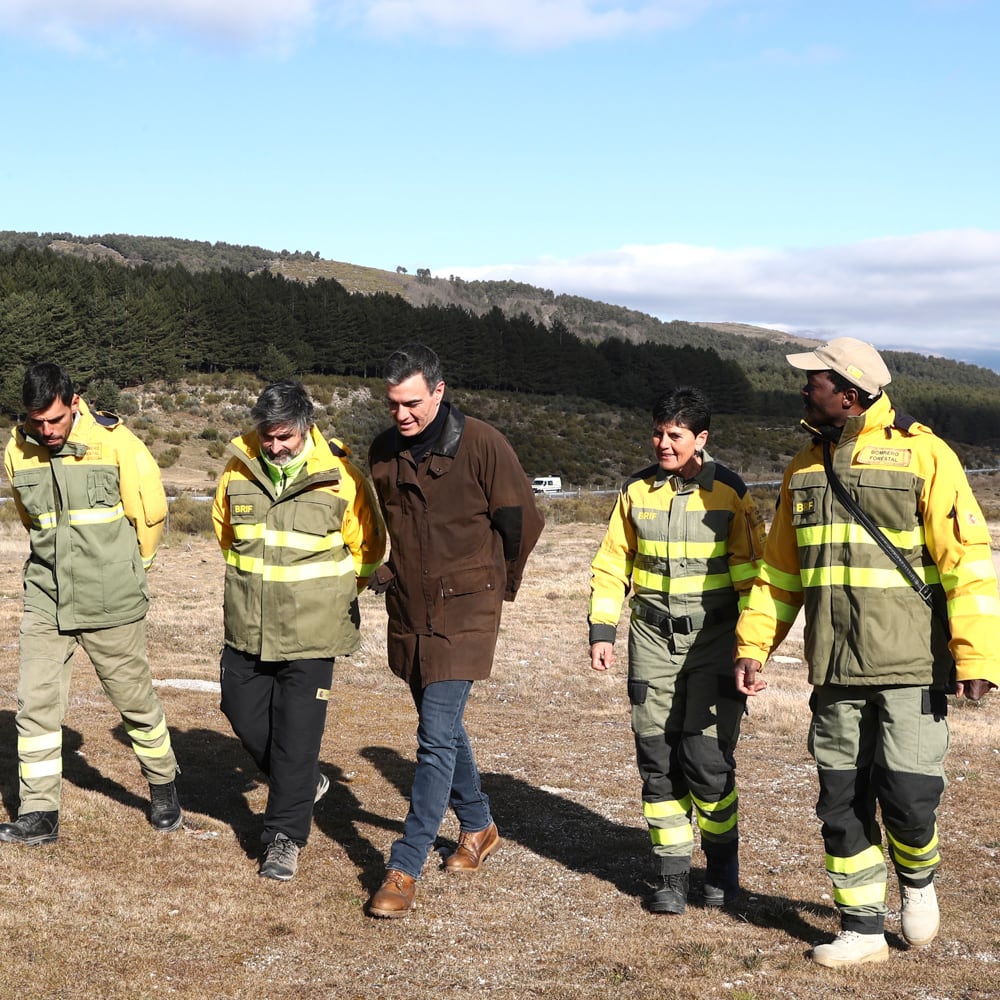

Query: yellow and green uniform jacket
[
  {"left": 4, "top": 398, "right": 167, "bottom": 631},
  {"left": 589, "top": 453, "right": 766, "bottom": 643},
  {"left": 213, "top": 426, "right": 386, "bottom": 662},
  {"left": 736, "top": 393, "right": 1000, "bottom": 689}
]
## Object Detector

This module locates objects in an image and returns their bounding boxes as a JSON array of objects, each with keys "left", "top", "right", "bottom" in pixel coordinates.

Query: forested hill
[{"left": 1, "top": 232, "right": 999, "bottom": 452}]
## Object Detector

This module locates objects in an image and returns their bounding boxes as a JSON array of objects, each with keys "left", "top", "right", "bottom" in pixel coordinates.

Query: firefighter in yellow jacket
[
  {"left": 1, "top": 363, "right": 180, "bottom": 846},
  {"left": 590, "top": 387, "right": 765, "bottom": 914},
  {"left": 735, "top": 337, "right": 1000, "bottom": 968},
  {"left": 213, "top": 379, "right": 385, "bottom": 880}
]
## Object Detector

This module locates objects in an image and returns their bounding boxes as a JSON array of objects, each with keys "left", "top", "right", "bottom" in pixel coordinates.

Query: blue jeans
[{"left": 388, "top": 676, "right": 492, "bottom": 879}]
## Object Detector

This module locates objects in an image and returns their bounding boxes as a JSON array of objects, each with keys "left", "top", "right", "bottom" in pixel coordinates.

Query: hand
[
  {"left": 367, "top": 564, "right": 395, "bottom": 595},
  {"left": 955, "top": 678, "right": 994, "bottom": 702},
  {"left": 735, "top": 657, "right": 767, "bottom": 696},
  {"left": 591, "top": 642, "right": 615, "bottom": 672}
]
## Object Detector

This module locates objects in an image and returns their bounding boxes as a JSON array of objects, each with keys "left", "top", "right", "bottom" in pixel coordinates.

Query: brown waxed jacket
[{"left": 368, "top": 404, "right": 544, "bottom": 685}]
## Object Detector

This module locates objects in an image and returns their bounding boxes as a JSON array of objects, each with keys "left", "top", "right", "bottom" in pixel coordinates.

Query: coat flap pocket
[{"left": 441, "top": 566, "right": 497, "bottom": 598}]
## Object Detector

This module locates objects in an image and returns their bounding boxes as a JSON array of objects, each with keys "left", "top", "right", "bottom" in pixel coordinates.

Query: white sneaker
[
  {"left": 900, "top": 879, "right": 939, "bottom": 947},
  {"left": 811, "top": 930, "right": 889, "bottom": 968}
]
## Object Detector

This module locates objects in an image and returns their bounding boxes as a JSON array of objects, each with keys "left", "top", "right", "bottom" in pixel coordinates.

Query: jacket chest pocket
[
  {"left": 11, "top": 469, "right": 50, "bottom": 518},
  {"left": 227, "top": 481, "right": 262, "bottom": 524},
  {"left": 855, "top": 468, "right": 918, "bottom": 532},
  {"left": 293, "top": 495, "right": 342, "bottom": 536},
  {"left": 789, "top": 472, "right": 826, "bottom": 528},
  {"left": 87, "top": 470, "right": 121, "bottom": 507}
]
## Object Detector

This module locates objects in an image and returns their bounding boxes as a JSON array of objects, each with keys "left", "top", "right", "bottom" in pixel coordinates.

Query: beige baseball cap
[{"left": 786, "top": 337, "right": 891, "bottom": 396}]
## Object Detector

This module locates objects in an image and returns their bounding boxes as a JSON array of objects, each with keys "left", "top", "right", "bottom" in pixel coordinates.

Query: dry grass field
[{"left": 0, "top": 520, "right": 998, "bottom": 1000}]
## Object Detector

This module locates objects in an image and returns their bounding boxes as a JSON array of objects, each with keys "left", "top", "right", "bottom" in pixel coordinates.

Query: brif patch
[
  {"left": 794, "top": 498, "right": 816, "bottom": 515},
  {"left": 316, "top": 688, "right": 330, "bottom": 701}
]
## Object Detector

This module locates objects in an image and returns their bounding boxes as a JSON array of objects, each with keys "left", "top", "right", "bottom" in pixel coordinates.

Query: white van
[{"left": 531, "top": 476, "right": 562, "bottom": 495}]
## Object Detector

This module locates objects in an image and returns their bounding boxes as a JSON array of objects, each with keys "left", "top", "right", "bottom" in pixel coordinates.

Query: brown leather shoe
[
  {"left": 443, "top": 821, "right": 500, "bottom": 873},
  {"left": 368, "top": 869, "right": 417, "bottom": 918}
]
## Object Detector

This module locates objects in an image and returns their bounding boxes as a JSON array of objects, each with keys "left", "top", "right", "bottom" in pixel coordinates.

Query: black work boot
[
  {"left": 649, "top": 869, "right": 689, "bottom": 914},
  {"left": 148, "top": 781, "right": 182, "bottom": 832},
  {"left": 0, "top": 811, "right": 59, "bottom": 845},
  {"left": 703, "top": 844, "right": 740, "bottom": 907}
]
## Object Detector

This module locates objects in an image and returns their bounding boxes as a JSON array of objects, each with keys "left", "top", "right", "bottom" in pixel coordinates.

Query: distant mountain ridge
[{"left": 0, "top": 229, "right": 815, "bottom": 355}]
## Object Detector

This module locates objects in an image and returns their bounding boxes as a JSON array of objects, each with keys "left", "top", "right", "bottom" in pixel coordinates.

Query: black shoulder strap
[{"left": 821, "top": 440, "right": 936, "bottom": 610}]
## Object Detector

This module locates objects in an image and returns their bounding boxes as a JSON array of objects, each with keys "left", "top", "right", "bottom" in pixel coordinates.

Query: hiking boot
[
  {"left": 149, "top": 781, "right": 182, "bottom": 832},
  {"left": 444, "top": 822, "right": 501, "bottom": 873},
  {"left": 315, "top": 773, "right": 330, "bottom": 805},
  {"left": 368, "top": 869, "right": 417, "bottom": 918},
  {"left": 0, "top": 811, "right": 59, "bottom": 845},
  {"left": 259, "top": 833, "right": 300, "bottom": 881},
  {"left": 810, "top": 930, "right": 889, "bottom": 968},
  {"left": 900, "top": 878, "right": 939, "bottom": 947},
  {"left": 649, "top": 871, "right": 689, "bottom": 914},
  {"left": 703, "top": 849, "right": 740, "bottom": 907}
]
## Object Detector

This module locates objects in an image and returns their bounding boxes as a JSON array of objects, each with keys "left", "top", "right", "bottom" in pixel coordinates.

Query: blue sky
[{"left": 2, "top": 1, "right": 999, "bottom": 368}]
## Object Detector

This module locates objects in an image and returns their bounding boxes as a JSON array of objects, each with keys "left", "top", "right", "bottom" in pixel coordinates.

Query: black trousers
[{"left": 220, "top": 645, "right": 333, "bottom": 846}]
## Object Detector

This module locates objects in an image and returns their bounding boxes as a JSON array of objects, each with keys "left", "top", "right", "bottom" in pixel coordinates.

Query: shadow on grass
[{"left": 360, "top": 744, "right": 651, "bottom": 898}]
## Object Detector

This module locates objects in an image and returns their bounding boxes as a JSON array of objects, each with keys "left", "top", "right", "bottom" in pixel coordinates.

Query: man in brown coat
[{"left": 366, "top": 343, "right": 544, "bottom": 917}]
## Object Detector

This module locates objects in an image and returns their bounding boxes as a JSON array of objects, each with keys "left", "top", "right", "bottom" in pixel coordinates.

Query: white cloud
[
  {"left": 0, "top": 0, "right": 317, "bottom": 51},
  {"left": 342, "top": 0, "right": 728, "bottom": 49},
  {"left": 442, "top": 229, "right": 1000, "bottom": 353}
]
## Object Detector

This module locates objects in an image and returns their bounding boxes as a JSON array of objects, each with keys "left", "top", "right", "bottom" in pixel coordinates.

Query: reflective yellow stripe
[
  {"left": 223, "top": 549, "right": 355, "bottom": 581},
  {"left": 746, "top": 590, "right": 800, "bottom": 624},
  {"left": 800, "top": 565, "right": 938, "bottom": 590},
  {"left": 834, "top": 881, "right": 886, "bottom": 907},
  {"left": 643, "top": 797, "right": 691, "bottom": 819},
  {"left": 826, "top": 844, "right": 885, "bottom": 875},
  {"left": 126, "top": 718, "right": 167, "bottom": 741},
  {"left": 632, "top": 570, "right": 733, "bottom": 594},
  {"left": 692, "top": 787, "right": 737, "bottom": 813},
  {"left": 797, "top": 522, "right": 923, "bottom": 550},
  {"left": 592, "top": 549, "right": 633, "bottom": 576},
  {"left": 649, "top": 825, "right": 695, "bottom": 847},
  {"left": 20, "top": 759, "right": 62, "bottom": 778},
  {"left": 18, "top": 731, "right": 62, "bottom": 753},
  {"left": 950, "top": 592, "right": 1000, "bottom": 617},
  {"left": 590, "top": 596, "right": 622, "bottom": 620},
  {"left": 232, "top": 524, "right": 344, "bottom": 553},
  {"left": 142, "top": 554, "right": 155, "bottom": 569},
  {"left": 942, "top": 559, "right": 997, "bottom": 590},
  {"left": 729, "top": 562, "right": 759, "bottom": 583},
  {"left": 32, "top": 511, "right": 57, "bottom": 529},
  {"left": 697, "top": 814, "right": 737, "bottom": 836},
  {"left": 756, "top": 562, "right": 802, "bottom": 592},
  {"left": 887, "top": 828, "right": 940, "bottom": 868},
  {"left": 68, "top": 503, "right": 125, "bottom": 526},
  {"left": 636, "top": 539, "right": 728, "bottom": 559},
  {"left": 134, "top": 738, "right": 173, "bottom": 759}
]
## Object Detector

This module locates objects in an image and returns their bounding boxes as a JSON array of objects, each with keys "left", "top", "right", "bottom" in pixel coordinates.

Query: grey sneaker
[
  {"left": 314, "top": 773, "right": 330, "bottom": 805},
  {"left": 259, "top": 833, "right": 300, "bottom": 881},
  {"left": 811, "top": 930, "right": 889, "bottom": 968}
]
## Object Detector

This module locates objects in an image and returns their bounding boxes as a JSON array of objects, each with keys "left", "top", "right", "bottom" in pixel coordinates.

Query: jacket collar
[
  {"left": 392, "top": 403, "right": 465, "bottom": 460},
  {"left": 226, "top": 424, "right": 341, "bottom": 498},
  {"left": 653, "top": 448, "right": 716, "bottom": 492},
  {"left": 18, "top": 396, "right": 99, "bottom": 458},
  {"left": 802, "top": 392, "right": 895, "bottom": 446}
]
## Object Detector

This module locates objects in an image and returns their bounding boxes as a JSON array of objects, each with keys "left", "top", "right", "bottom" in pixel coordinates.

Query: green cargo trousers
[
  {"left": 627, "top": 614, "right": 745, "bottom": 867},
  {"left": 808, "top": 683, "right": 949, "bottom": 935},
  {"left": 15, "top": 610, "right": 178, "bottom": 813}
]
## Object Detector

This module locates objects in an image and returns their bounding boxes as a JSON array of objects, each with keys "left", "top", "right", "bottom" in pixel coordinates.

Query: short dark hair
[
  {"left": 23, "top": 363, "right": 74, "bottom": 413},
  {"left": 383, "top": 343, "right": 444, "bottom": 392},
  {"left": 652, "top": 387, "right": 711, "bottom": 436},
  {"left": 825, "top": 369, "right": 879, "bottom": 409},
  {"left": 250, "top": 379, "right": 314, "bottom": 434}
]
